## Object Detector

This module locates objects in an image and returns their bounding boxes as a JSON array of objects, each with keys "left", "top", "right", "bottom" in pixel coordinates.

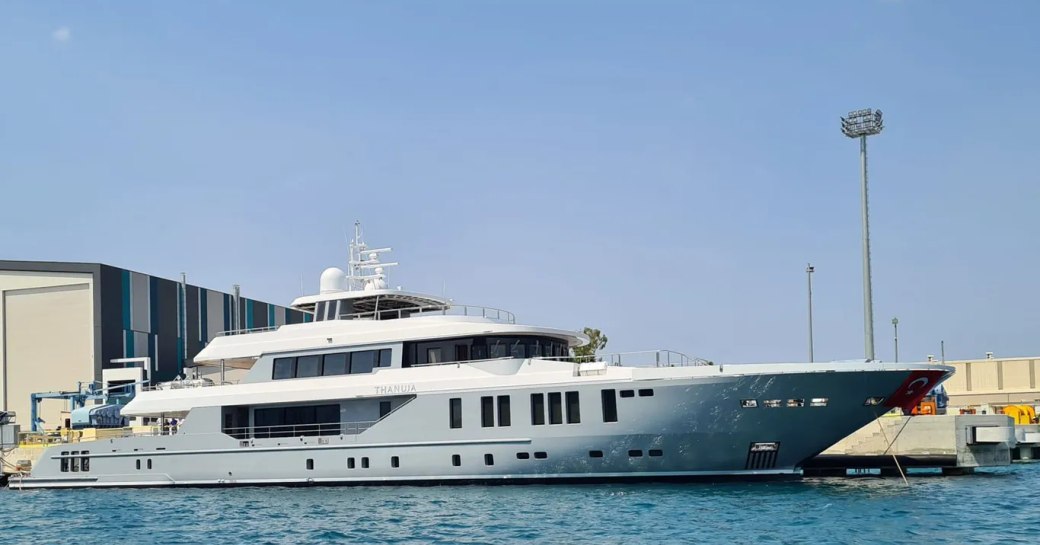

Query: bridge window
[
  {"left": 403, "top": 335, "right": 570, "bottom": 366},
  {"left": 274, "top": 348, "right": 392, "bottom": 380},
  {"left": 350, "top": 351, "right": 376, "bottom": 374}
]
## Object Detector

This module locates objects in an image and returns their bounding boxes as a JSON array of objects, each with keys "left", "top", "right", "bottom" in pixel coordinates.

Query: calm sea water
[{"left": 3, "top": 465, "right": 1038, "bottom": 544}]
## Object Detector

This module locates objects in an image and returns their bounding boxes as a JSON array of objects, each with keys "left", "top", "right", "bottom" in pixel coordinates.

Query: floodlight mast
[{"left": 841, "top": 108, "right": 884, "bottom": 362}]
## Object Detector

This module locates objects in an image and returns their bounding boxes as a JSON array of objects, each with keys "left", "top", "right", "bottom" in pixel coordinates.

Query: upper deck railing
[
  {"left": 217, "top": 303, "right": 515, "bottom": 337},
  {"left": 544, "top": 350, "right": 710, "bottom": 368}
]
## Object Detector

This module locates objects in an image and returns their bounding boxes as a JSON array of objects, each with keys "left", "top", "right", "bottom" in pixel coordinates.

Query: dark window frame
[
  {"left": 531, "top": 393, "right": 545, "bottom": 425},
  {"left": 565, "top": 391, "right": 581, "bottom": 424},
  {"left": 497, "top": 395, "right": 511, "bottom": 427},
  {"left": 449, "top": 398, "right": 462, "bottom": 429},
  {"left": 481, "top": 396, "right": 494, "bottom": 428},
  {"left": 601, "top": 389, "right": 618, "bottom": 422},
  {"left": 548, "top": 392, "right": 563, "bottom": 425}
]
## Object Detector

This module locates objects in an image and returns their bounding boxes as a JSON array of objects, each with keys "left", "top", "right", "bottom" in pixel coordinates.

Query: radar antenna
[{"left": 348, "top": 221, "right": 398, "bottom": 291}]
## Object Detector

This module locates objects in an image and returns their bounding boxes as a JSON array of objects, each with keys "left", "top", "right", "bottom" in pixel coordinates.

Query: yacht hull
[{"left": 9, "top": 363, "right": 950, "bottom": 489}]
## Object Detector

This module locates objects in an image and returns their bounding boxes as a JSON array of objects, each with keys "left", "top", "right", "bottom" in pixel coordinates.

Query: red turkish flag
[{"left": 884, "top": 369, "right": 951, "bottom": 413}]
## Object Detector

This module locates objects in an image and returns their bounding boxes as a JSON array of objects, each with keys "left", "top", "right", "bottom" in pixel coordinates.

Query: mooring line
[{"left": 873, "top": 408, "right": 910, "bottom": 486}]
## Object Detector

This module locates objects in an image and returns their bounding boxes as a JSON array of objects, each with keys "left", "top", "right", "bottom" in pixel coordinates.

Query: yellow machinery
[{"left": 1002, "top": 405, "right": 1037, "bottom": 425}]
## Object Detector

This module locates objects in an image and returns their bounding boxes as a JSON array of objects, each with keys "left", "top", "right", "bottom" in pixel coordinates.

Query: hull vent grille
[{"left": 745, "top": 442, "right": 780, "bottom": 470}]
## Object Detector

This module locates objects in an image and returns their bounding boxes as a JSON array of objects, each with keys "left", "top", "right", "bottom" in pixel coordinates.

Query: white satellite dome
[{"left": 319, "top": 267, "right": 347, "bottom": 294}]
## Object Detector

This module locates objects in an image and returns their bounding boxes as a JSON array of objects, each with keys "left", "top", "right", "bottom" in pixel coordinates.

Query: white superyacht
[{"left": 10, "top": 226, "right": 952, "bottom": 488}]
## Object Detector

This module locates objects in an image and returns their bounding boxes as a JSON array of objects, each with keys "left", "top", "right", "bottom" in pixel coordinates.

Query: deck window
[
  {"left": 497, "top": 395, "right": 511, "bottom": 427},
  {"left": 81, "top": 451, "right": 90, "bottom": 472},
  {"left": 449, "top": 398, "right": 462, "bottom": 429},
  {"left": 272, "top": 358, "right": 296, "bottom": 380},
  {"left": 376, "top": 348, "right": 392, "bottom": 367},
  {"left": 296, "top": 355, "right": 322, "bottom": 378},
  {"left": 531, "top": 394, "right": 546, "bottom": 425},
  {"left": 548, "top": 393, "right": 563, "bottom": 424},
  {"left": 380, "top": 401, "right": 392, "bottom": 419},
  {"left": 427, "top": 347, "right": 443, "bottom": 364},
  {"left": 60, "top": 451, "right": 69, "bottom": 472},
  {"left": 70, "top": 451, "right": 80, "bottom": 472},
  {"left": 254, "top": 403, "right": 341, "bottom": 438},
  {"left": 323, "top": 353, "right": 349, "bottom": 376},
  {"left": 481, "top": 396, "right": 494, "bottom": 428},
  {"left": 350, "top": 351, "right": 377, "bottom": 374},
  {"left": 601, "top": 389, "right": 618, "bottom": 422},
  {"left": 566, "top": 391, "right": 581, "bottom": 424}
]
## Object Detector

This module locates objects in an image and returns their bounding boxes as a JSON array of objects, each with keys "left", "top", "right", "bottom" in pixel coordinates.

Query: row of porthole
[
  {"left": 590, "top": 449, "right": 663, "bottom": 458},
  {"left": 741, "top": 398, "right": 829, "bottom": 408},
  {"left": 304, "top": 456, "right": 402, "bottom": 470}
]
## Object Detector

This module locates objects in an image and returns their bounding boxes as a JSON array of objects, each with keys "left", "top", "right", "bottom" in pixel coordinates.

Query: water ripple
[{"left": 2, "top": 465, "right": 1039, "bottom": 543}]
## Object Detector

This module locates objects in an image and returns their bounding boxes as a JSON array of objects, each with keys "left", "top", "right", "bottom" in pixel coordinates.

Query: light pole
[
  {"left": 892, "top": 317, "right": 899, "bottom": 363},
  {"left": 806, "top": 263, "right": 815, "bottom": 363},
  {"left": 841, "top": 108, "right": 884, "bottom": 361}
]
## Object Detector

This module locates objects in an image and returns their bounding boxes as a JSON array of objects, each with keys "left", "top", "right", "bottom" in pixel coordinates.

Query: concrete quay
[{"left": 805, "top": 414, "right": 1017, "bottom": 476}]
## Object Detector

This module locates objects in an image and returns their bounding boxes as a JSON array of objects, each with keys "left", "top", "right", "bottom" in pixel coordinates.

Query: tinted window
[
  {"left": 323, "top": 353, "right": 348, "bottom": 376},
  {"left": 628, "top": 450, "right": 643, "bottom": 457},
  {"left": 452, "top": 454, "right": 461, "bottom": 467},
  {"left": 601, "top": 389, "right": 618, "bottom": 422},
  {"left": 548, "top": 392, "right": 563, "bottom": 425},
  {"left": 566, "top": 391, "right": 580, "bottom": 424},
  {"left": 427, "top": 347, "right": 443, "bottom": 364},
  {"left": 296, "top": 355, "right": 321, "bottom": 378},
  {"left": 71, "top": 451, "right": 80, "bottom": 472},
  {"left": 638, "top": 389, "right": 654, "bottom": 397},
  {"left": 534, "top": 451, "right": 547, "bottom": 459},
  {"left": 481, "top": 396, "right": 494, "bottom": 428},
  {"left": 620, "top": 390, "right": 635, "bottom": 398},
  {"left": 516, "top": 452, "right": 530, "bottom": 460},
  {"left": 509, "top": 340, "right": 525, "bottom": 358},
  {"left": 272, "top": 358, "right": 295, "bottom": 380},
  {"left": 531, "top": 394, "right": 545, "bottom": 425},
  {"left": 377, "top": 348, "right": 392, "bottom": 367},
  {"left": 391, "top": 456, "right": 399, "bottom": 468},
  {"left": 379, "top": 401, "right": 391, "bottom": 418},
  {"left": 456, "top": 344, "right": 470, "bottom": 362},
  {"left": 348, "top": 457, "right": 355, "bottom": 469},
  {"left": 649, "top": 449, "right": 663, "bottom": 457},
  {"left": 589, "top": 450, "right": 604, "bottom": 458},
  {"left": 350, "top": 351, "right": 376, "bottom": 374},
  {"left": 315, "top": 301, "right": 326, "bottom": 322},
  {"left": 361, "top": 457, "right": 369, "bottom": 469},
  {"left": 81, "top": 451, "right": 90, "bottom": 472},
  {"left": 489, "top": 340, "right": 507, "bottom": 358},
  {"left": 484, "top": 454, "right": 494, "bottom": 466},
  {"left": 497, "top": 396, "right": 511, "bottom": 427},
  {"left": 450, "top": 398, "right": 462, "bottom": 429}
]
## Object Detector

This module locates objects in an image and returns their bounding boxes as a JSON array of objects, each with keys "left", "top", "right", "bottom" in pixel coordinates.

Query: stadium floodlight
[{"left": 841, "top": 108, "right": 884, "bottom": 362}]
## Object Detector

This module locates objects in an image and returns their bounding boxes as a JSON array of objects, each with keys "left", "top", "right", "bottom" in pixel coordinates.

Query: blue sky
[{"left": 2, "top": 1, "right": 1037, "bottom": 363}]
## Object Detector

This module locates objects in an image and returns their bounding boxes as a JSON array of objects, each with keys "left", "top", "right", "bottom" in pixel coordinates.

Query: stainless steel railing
[
  {"left": 217, "top": 303, "right": 516, "bottom": 337},
  {"left": 542, "top": 350, "right": 710, "bottom": 367}
]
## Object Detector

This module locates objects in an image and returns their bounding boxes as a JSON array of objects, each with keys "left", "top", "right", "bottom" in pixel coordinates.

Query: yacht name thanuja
[{"left": 10, "top": 224, "right": 952, "bottom": 488}]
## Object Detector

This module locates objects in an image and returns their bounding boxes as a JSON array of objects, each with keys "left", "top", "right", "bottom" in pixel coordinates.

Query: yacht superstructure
[{"left": 9, "top": 224, "right": 953, "bottom": 489}]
